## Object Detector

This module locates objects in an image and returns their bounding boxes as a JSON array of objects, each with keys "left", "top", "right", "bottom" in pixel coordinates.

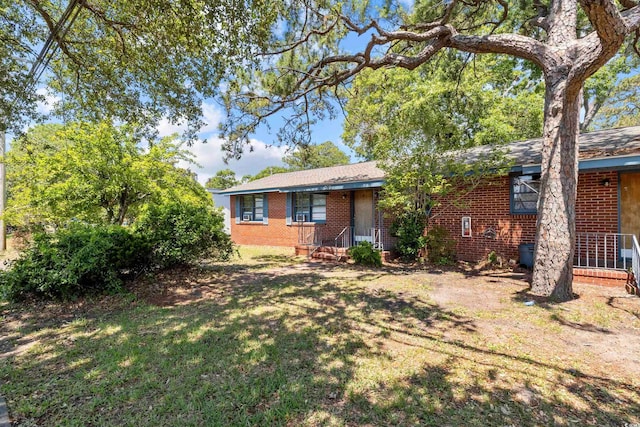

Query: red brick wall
[
  {"left": 230, "top": 191, "right": 354, "bottom": 247},
  {"left": 429, "top": 171, "right": 619, "bottom": 262}
]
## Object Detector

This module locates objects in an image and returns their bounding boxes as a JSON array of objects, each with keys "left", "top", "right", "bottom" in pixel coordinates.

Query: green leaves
[
  {"left": 282, "top": 141, "right": 350, "bottom": 170},
  {"left": 342, "top": 54, "right": 536, "bottom": 222},
  {"left": 2, "top": 0, "right": 279, "bottom": 137},
  {"left": 5, "top": 121, "right": 210, "bottom": 228},
  {"left": 134, "top": 201, "right": 234, "bottom": 268},
  {"left": 348, "top": 241, "right": 382, "bottom": 267},
  {"left": 205, "top": 169, "right": 239, "bottom": 190},
  {"left": 0, "top": 203, "right": 234, "bottom": 301},
  {"left": 0, "top": 224, "right": 149, "bottom": 301}
]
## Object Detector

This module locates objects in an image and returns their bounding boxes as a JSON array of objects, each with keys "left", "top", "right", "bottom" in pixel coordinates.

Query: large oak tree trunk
[{"left": 531, "top": 75, "right": 581, "bottom": 301}]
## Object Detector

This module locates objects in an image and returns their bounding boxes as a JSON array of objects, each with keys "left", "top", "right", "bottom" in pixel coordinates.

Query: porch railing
[
  {"left": 631, "top": 235, "right": 640, "bottom": 287},
  {"left": 297, "top": 223, "right": 324, "bottom": 246},
  {"left": 334, "top": 226, "right": 352, "bottom": 250},
  {"left": 300, "top": 223, "right": 392, "bottom": 258},
  {"left": 336, "top": 226, "right": 387, "bottom": 251},
  {"left": 574, "top": 232, "right": 635, "bottom": 271}
]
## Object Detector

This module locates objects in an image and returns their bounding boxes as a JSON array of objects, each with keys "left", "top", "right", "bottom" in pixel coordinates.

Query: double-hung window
[
  {"left": 241, "top": 194, "right": 264, "bottom": 221},
  {"left": 294, "top": 193, "right": 326, "bottom": 222},
  {"left": 511, "top": 174, "right": 540, "bottom": 214}
]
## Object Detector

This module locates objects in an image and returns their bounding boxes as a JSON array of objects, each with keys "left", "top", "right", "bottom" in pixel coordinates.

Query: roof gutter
[
  {"left": 509, "top": 153, "right": 640, "bottom": 174},
  {"left": 220, "top": 179, "right": 385, "bottom": 196}
]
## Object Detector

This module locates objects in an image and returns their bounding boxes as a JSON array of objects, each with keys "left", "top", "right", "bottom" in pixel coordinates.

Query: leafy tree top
[
  {"left": 1, "top": 0, "right": 278, "bottom": 137},
  {"left": 205, "top": 169, "right": 239, "bottom": 189},
  {"left": 219, "top": 0, "right": 640, "bottom": 153},
  {"left": 6, "top": 121, "right": 210, "bottom": 227},
  {"left": 283, "top": 141, "right": 350, "bottom": 170}
]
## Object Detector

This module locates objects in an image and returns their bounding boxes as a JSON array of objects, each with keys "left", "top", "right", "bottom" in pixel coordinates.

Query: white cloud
[
  {"left": 182, "top": 136, "right": 287, "bottom": 186},
  {"left": 157, "top": 117, "right": 187, "bottom": 138},
  {"left": 172, "top": 101, "right": 286, "bottom": 185},
  {"left": 35, "top": 88, "right": 60, "bottom": 115},
  {"left": 199, "top": 102, "right": 223, "bottom": 136}
]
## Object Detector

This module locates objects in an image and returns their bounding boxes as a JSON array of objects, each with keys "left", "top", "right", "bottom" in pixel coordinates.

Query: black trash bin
[{"left": 518, "top": 243, "right": 534, "bottom": 268}]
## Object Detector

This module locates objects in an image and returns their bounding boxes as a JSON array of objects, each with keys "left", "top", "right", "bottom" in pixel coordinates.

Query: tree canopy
[
  {"left": 205, "top": 169, "right": 239, "bottom": 189},
  {"left": 342, "top": 54, "right": 530, "bottom": 217},
  {"left": 283, "top": 141, "right": 351, "bottom": 170},
  {"left": 6, "top": 122, "right": 210, "bottom": 227},
  {"left": 1, "top": 0, "right": 278, "bottom": 137},
  {"left": 247, "top": 166, "right": 291, "bottom": 182}
]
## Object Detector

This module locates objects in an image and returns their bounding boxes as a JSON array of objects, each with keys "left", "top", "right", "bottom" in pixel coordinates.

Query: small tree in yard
[{"left": 221, "top": 0, "right": 640, "bottom": 301}]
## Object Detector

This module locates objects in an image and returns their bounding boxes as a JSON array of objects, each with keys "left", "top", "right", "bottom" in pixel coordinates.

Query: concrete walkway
[{"left": 0, "top": 397, "right": 9, "bottom": 427}]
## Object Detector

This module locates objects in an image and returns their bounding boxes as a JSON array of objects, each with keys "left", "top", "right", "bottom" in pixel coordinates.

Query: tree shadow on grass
[
  {"left": 1, "top": 265, "right": 639, "bottom": 426},
  {"left": 607, "top": 296, "right": 640, "bottom": 321}
]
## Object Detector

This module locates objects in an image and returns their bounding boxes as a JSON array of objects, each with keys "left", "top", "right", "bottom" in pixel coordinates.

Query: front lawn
[{"left": 1, "top": 246, "right": 639, "bottom": 426}]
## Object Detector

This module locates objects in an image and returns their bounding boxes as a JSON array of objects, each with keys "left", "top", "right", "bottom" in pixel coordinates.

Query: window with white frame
[
  {"left": 294, "top": 193, "right": 326, "bottom": 222},
  {"left": 511, "top": 174, "right": 540, "bottom": 213},
  {"left": 241, "top": 194, "right": 264, "bottom": 221}
]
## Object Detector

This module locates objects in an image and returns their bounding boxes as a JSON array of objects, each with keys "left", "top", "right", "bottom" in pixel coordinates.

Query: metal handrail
[
  {"left": 631, "top": 235, "right": 640, "bottom": 286},
  {"left": 334, "top": 226, "right": 351, "bottom": 250},
  {"left": 373, "top": 228, "right": 384, "bottom": 251},
  {"left": 574, "top": 232, "right": 635, "bottom": 271}
]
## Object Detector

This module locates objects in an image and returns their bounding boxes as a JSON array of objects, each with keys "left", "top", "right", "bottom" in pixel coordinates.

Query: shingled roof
[
  {"left": 221, "top": 126, "right": 640, "bottom": 195},
  {"left": 222, "top": 161, "right": 384, "bottom": 195},
  {"left": 464, "top": 125, "right": 640, "bottom": 166}
]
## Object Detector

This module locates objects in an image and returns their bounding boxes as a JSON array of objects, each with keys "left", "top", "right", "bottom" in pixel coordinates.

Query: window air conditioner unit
[
  {"left": 296, "top": 213, "right": 307, "bottom": 222},
  {"left": 242, "top": 213, "right": 253, "bottom": 221}
]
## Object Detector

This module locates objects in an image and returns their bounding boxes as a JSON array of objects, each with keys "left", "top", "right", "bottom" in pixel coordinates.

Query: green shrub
[
  {"left": 0, "top": 224, "right": 149, "bottom": 301},
  {"left": 348, "top": 241, "right": 382, "bottom": 267},
  {"left": 424, "top": 225, "right": 456, "bottom": 265},
  {"left": 134, "top": 202, "right": 234, "bottom": 268},
  {"left": 390, "top": 212, "right": 427, "bottom": 261}
]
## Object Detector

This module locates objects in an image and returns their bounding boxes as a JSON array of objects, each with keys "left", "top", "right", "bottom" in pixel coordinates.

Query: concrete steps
[{"left": 310, "top": 246, "right": 349, "bottom": 262}]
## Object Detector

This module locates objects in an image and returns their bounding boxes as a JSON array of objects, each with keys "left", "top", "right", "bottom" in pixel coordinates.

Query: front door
[
  {"left": 620, "top": 172, "right": 640, "bottom": 257},
  {"left": 354, "top": 190, "right": 373, "bottom": 243}
]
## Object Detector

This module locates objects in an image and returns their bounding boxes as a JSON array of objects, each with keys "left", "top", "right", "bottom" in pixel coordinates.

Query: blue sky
[
  {"left": 11, "top": 0, "right": 410, "bottom": 185},
  {"left": 17, "top": 90, "right": 355, "bottom": 186},
  {"left": 155, "top": 100, "right": 356, "bottom": 185}
]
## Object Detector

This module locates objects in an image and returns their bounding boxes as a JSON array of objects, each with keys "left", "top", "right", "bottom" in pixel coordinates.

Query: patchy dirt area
[{"left": 1, "top": 252, "right": 639, "bottom": 426}]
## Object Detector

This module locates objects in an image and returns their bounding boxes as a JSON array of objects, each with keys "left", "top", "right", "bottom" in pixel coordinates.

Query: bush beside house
[{"left": 0, "top": 203, "right": 233, "bottom": 302}]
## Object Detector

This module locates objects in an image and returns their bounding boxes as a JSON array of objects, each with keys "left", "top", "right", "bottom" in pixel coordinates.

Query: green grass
[{"left": 1, "top": 249, "right": 639, "bottom": 426}]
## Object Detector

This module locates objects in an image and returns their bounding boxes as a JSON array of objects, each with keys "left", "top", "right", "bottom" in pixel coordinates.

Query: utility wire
[
  {"left": 7, "top": 0, "right": 81, "bottom": 117},
  {"left": 27, "top": 0, "right": 81, "bottom": 91}
]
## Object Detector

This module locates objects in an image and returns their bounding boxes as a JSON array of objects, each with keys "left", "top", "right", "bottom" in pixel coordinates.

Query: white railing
[
  {"left": 352, "top": 227, "right": 387, "bottom": 251},
  {"left": 334, "top": 226, "right": 352, "bottom": 249},
  {"left": 373, "top": 228, "right": 384, "bottom": 251},
  {"left": 298, "top": 225, "right": 391, "bottom": 260},
  {"left": 631, "top": 235, "right": 640, "bottom": 287},
  {"left": 574, "top": 232, "right": 635, "bottom": 271}
]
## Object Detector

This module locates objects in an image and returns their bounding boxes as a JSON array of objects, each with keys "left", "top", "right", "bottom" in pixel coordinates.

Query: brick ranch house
[
  {"left": 222, "top": 126, "right": 640, "bottom": 288},
  {"left": 221, "top": 162, "right": 393, "bottom": 259}
]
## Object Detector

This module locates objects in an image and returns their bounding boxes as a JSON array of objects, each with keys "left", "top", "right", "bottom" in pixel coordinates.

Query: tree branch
[
  {"left": 448, "top": 32, "right": 558, "bottom": 73},
  {"left": 580, "top": 0, "right": 627, "bottom": 45},
  {"left": 26, "top": 0, "right": 85, "bottom": 70},
  {"left": 570, "top": 2, "right": 639, "bottom": 87},
  {"left": 622, "top": 3, "right": 640, "bottom": 31}
]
